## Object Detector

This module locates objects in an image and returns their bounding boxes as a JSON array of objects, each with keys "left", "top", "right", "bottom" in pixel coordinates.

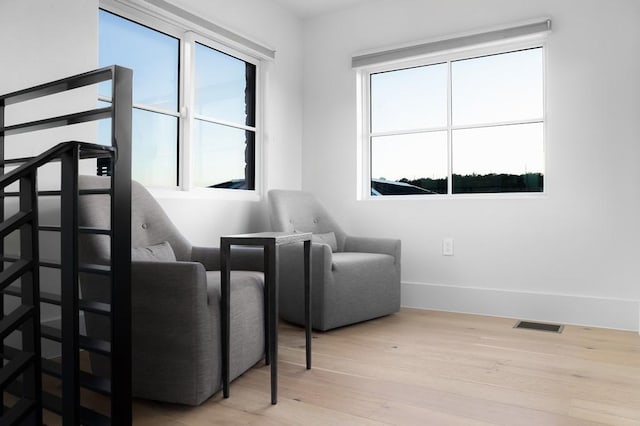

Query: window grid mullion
[
  {"left": 98, "top": 95, "right": 181, "bottom": 118},
  {"left": 451, "top": 118, "right": 544, "bottom": 131},
  {"left": 366, "top": 44, "right": 545, "bottom": 197},
  {"left": 447, "top": 60, "right": 453, "bottom": 195},
  {"left": 192, "top": 115, "right": 257, "bottom": 133},
  {"left": 180, "top": 34, "right": 195, "bottom": 190},
  {"left": 369, "top": 126, "right": 448, "bottom": 138}
]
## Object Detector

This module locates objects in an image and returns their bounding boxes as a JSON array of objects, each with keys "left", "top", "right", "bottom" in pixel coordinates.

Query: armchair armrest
[
  {"left": 191, "top": 245, "right": 264, "bottom": 272},
  {"left": 343, "top": 236, "right": 401, "bottom": 264},
  {"left": 132, "top": 260, "right": 208, "bottom": 315},
  {"left": 279, "top": 241, "right": 333, "bottom": 275},
  {"left": 130, "top": 260, "right": 216, "bottom": 405}
]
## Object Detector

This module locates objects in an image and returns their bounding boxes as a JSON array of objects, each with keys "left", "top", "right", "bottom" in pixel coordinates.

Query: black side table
[{"left": 220, "top": 232, "right": 312, "bottom": 405}]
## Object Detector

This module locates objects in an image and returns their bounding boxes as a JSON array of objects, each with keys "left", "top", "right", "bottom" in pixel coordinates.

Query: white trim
[
  {"left": 180, "top": 31, "right": 194, "bottom": 190},
  {"left": 193, "top": 115, "right": 257, "bottom": 133},
  {"left": 355, "top": 71, "right": 367, "bottom": 200},
  {"left": 401, "top": 281, "right": 640, "bottom": 332},
  {"left": 371, "top": 126, "right": 448, "bottom": 138},
  {"left": 99, "top": 2, "right": 264, "bottom": 198},
  {"left": 98, "top": 96, "right": 181, "bottom": 117},
  {"left": 106, "top": 0, "right": 275, "bottom": 60},
  {"left": 363, "top": 38, "right": 549, "bottom": 76},
  {"left": 359, "top": 39, "right": 547, "bottom": 199},
  {"left": 446, "top": 60, "right": 453, "bottom": 195},
  {"left": 450, "top": 118, "right": 544, "bottom": 132},
  {"left": 352, "top": 18, "right": 551, "bottom": 68},
  {"left": 182, "top": 31, "right": 262, "bottom": 193}
]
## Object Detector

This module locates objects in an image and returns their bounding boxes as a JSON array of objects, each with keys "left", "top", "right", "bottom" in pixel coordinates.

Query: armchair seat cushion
[{"left": 331, "top": 252, "right": 394, "bottom": 272}]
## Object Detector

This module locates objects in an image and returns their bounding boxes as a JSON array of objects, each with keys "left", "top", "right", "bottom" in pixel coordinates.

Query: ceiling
[{"left": 272, "top": 0, "right": 375, "bottom": 19}]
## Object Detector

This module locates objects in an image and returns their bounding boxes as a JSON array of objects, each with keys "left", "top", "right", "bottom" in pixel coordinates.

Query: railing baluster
[
  {"left": 111, "top": 65, "right": 133, "bottom": 426},
  {"left": 18, "top": 171, "right": 42, "bottom": 426},
  {"left": 1, "top": 88, "right": 5, "bottom": 420},
  {"left": 61, "top": 145, "right": 80, "bottom": 425}
]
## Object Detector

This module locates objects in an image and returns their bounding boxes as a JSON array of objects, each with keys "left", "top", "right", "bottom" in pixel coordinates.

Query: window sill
[
  {"left": 148, "top": 186, "right": 262, "bottom": 202},
  {"left": 360, "top": 192, "right": 547, "bottom": 201}
]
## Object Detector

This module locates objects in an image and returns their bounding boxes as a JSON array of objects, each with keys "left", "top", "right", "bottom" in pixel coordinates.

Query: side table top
[{"left": 221, "top": 231, "right": 312, "bottom": 245}]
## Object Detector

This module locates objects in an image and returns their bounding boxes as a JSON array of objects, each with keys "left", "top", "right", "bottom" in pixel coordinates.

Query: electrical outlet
[{"left": 442, "top": 238, "right": 454, "bottom": 256}]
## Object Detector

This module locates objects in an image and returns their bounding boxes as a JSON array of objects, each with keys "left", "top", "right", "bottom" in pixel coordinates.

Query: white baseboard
[{"left": 401, "top": 281, "right": 640, "bottom": 332}]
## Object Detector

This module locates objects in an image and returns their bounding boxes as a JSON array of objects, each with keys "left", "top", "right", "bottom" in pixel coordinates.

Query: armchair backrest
[
  {"left": 268, "top": 189, "right": 347, "bottom": 251},
  {"left": 78, "top": 175, "right": 192, "bottom": 262}
]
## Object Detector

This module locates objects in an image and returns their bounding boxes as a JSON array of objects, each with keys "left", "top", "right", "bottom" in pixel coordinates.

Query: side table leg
[
  {"left": 304, "top": 240, "right": 312, "bottom": 369},
  {"left": 263, "top": 246, "right": 270, "bottom": 366},
  {"left": 266, "top": 243, "right": 278, "bottom": 405},
  {"left": 221, "top": 242, "right": 231, "bottom": 398}
]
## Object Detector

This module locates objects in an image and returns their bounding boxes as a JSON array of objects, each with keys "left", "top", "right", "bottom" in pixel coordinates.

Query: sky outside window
[
  {"left": 98, "top": 9, "right": 179, "bottom": 187},
  {"left": 369, "top": 47, "right": 544, "bottom": 195}
]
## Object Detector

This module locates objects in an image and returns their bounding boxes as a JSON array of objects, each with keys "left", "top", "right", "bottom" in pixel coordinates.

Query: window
[
  {"left": 98, "top": 8, "right": 259, "bottom": 190},
  {"left": 192, "top": 43, "right": 256, "bottom": 189},
  {"left": 365, "top": 46, "right": 545, "bottom": 197}
]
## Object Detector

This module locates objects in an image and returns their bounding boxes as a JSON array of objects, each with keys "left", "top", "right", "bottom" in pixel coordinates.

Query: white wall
[
  {"left": 0, "top": 0, "right": 99, "bottom": 354},
  {"left": 0, "top": 0, "right": 303, "bottom": 352},
  {"left": 1, "top": 0, "right": 303, "bottom": 246},
  {"left": 302, "top": 0, "right": 640, "bottom": 330},
  {"left": 3, "top": 0, "right": 638, "bottom": 332},
  {"left": 154, "top": 0, "right": 304, "bottom": 245}
]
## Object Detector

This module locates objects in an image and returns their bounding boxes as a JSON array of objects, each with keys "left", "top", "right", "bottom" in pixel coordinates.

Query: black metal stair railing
[{"left": 0, "top": 66, "right": 132, "bottom": 425}]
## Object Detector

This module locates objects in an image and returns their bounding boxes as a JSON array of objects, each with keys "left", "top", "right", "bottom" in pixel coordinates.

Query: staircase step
[
  {"left": 41, "top": 391, "right": 110, "bottom": 426},
  {"left": 40, "top": 325, "right": 111, "bottom": 356},
  {"left": 0, "top": 305, "right": 34, "bottom": 340},
  {"left": 2, "top": 256, "right": 112, "bottom": 276},
  {"left": 3, "top": 285, "right": 111, "bottom": 316},
  {"left": 0, "top": 398, "right": 37, "bottom": 426},
  {"left": 2, "top": 344, "right": 20, "bottom": 360},
  {"left": 41, "top": 358, "right": 111, "bottom": 395},
  {"left": 2, "top": 188, "right": 112, "bottom": 197},
  {"left": 0, "top": 259, "right": 32, "bottom": 292},
  {"left": 0, "top": 351, "right": 35, "bottom": 388},
  {"left": 38, "top": 225, "right": 111, "bottom": 235},
  {"left": 0, "top": 211, "right": 32, "bottom": 238}
]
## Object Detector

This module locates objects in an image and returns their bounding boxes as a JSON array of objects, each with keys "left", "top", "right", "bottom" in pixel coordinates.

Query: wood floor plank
[{"left": 34, "top": 308, "right": 639, "bottom": 425}]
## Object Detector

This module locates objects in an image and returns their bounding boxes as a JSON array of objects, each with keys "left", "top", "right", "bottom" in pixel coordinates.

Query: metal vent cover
[{"left": 514, "top": 320, "right": 564, "bottom": 333}]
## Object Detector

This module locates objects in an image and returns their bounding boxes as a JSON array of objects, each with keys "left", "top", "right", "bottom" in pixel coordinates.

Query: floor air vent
[{"left": 514, "top": 320, "right": 564, "bottom": 333}]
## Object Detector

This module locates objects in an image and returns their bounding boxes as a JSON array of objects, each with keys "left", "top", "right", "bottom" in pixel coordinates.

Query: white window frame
[
  {"left": 358, "top": 38, "right": 547, "bottom": 200},
  {"left": 99, "top": 0, "right": 264, "bottom": 200}
]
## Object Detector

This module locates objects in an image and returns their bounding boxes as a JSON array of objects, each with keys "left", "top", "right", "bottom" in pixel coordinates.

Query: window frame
[
  {"left": 358, "top": 38, "right": 547, "bottom": 200},
  {"left": 99, "top": 1, "right": 263, "bottom": 199}
]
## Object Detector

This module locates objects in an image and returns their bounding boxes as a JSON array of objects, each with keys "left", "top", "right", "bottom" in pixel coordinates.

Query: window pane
[
  {"left": 192, "top": 121, "right": 255, "bottom": 189},
  {"left": 194, "top": 43, "right": 256, "bottom": 126},
  {"left": 371, "top": 132, "right": 448, "bottom": 195},
  {"left": 99, "top": 9, "right": 179, "bottom": 111},
  {"left": 452, "top": 48, "right": 543, "bottom": 126},
  {"left": 452, "top": 123, "right": 543, "bottom": 193},
  {"left": 371, "top": 63, "right": 447, "bottom": 133},
  {"left": 131, "top": 109, "right": 178, "bottom": 187}
]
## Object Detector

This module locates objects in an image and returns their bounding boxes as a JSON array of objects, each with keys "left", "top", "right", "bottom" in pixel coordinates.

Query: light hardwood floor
[{"left": 127, "top": 309, "right": 640, "bottom": 425}]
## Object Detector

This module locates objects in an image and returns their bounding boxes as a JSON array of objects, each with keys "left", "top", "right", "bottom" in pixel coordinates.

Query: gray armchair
[
  {"left": 77, "top": 175, "right": 265, "bottom": 406},
  {"left": 268, "top": 190, "right": 401, "bottom": 331}
]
